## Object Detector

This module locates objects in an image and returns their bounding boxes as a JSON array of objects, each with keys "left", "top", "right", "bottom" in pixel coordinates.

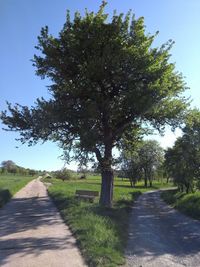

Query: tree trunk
[
  {"left": 95, "top": 125, "right": 113, "bottom": 207},
  {"left": 99, "top": 167, "right": 114, "bottom": 207},
  {"left": 129, "top": 178, "right": 135, "bottom": 188},
  {"left": 144, "top": 170, "right": 148, "bottom": 187},
  {"left": 149, "top": 172, "right": 153, "bottom": 187},
  {"left": 144, "top": 177, "right": 147, "bottom": 187}
]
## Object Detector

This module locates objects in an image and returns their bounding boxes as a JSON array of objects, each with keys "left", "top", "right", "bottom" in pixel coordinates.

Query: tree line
[
  {"left": 119, "top": 109, "right": 200, "bottom": 194},
  {"left": 0, "top": 160, "right": 40, "bottom": 176}
]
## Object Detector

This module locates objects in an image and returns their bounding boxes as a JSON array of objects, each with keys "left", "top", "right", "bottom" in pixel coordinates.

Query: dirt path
[
  {"left": 125, "top": 190, "right": 200, "bottom": 267},
  {"left": 0, "top": 178, "right": 87, "bottom": 267}
]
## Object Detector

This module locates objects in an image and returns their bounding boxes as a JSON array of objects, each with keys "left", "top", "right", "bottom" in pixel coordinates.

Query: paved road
[
  {"left": 0, "top": 178, "right": 86, "bottom": 267},
  {"left": 125, "top": 190, "right": 200, "bottom": 267}
]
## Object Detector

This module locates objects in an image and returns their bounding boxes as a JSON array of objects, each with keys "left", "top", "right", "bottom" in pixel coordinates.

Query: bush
[{"left": 54, "top": 169, "right": 73, "bottom": 181}]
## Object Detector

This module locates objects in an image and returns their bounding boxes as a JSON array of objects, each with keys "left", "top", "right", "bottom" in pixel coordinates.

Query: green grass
[
  {"left": 0, "top": 174, "right": 34, "bottom": 207},
  {"left": 45, "top": 176, "right": 172, "bottom": 267},
  {"left": 161, "top": 189, "right": 200, "bottom": 220}
]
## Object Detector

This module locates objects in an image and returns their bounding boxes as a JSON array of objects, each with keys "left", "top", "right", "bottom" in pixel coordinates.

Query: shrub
[{"left": 54, "top": 169, "right": 73, "bottom": 181}]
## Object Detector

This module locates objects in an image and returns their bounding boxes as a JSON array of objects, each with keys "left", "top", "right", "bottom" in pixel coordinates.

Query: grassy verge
[
  {"left": 45, "top": 176, "right": 172, "bottom": 267},
  {"left": 0, "top": 174, "right": 34, "bottom": 207},
  {"left": 161, "top": 189, "right": 200, "bottom": 220}
]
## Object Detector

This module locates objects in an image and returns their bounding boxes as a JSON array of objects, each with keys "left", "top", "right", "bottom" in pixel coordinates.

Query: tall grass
[{"left": 162, "top": 189, "right": 200, "bottom": 220}]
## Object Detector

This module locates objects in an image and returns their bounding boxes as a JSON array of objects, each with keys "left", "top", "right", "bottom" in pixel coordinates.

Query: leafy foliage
[
  {"left": 120, "top": 139, "right": 164, "bottom": 187},
  {"left": 0, "top": 160, "right": 39, "bottom": 176},
  {"left": 164, "top": 109, "right": 200, "bottom": 193},
  {"left": 53, "top": 168, "right": 74, "bottom": 181},
  {"left": 1, "top": 2, "right": 188, "bottom": 206}
]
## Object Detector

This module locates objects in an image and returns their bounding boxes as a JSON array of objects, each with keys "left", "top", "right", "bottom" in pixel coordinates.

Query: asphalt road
[
  {"left": 125, "top": 190, "right": 200, "bottom": 267},
  {"left": 0, "top": 178, "right": 86, "bottom": 267}
]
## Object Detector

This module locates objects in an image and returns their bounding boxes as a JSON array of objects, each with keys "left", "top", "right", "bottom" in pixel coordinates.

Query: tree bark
[
  {"left": 149, "top": 171, "right": 153, "bottom": 187},
  {"left": 129, "top": 178, "right": 134, "bottom": 188},
  {"left": 94, "top": 146, "right": 114, "bottom": 207},
  {"left": 144, "top": 170, "right": 148, "bottom": 187},
  {"left": 99, "top": 166, "right": 114, "bottom": 207},
  {"left": 144, "top": 177, "right": 147, "bottom": 187}
]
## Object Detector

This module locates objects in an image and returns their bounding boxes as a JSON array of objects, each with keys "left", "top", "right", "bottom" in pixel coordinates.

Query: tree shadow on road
[
  {"left": 0, "top": 189, "right": 11, "bottom": 208},
  {"left": 125, "top": 191, "right": 200, "bottom": 265},
  {"left": 0, "top": 196, "right": 77, "bottom": 266}
]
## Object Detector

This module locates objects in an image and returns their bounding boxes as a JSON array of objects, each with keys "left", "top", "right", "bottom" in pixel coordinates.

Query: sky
[{"left": 0, "top": 0, "right": 200, "bottom": 171}]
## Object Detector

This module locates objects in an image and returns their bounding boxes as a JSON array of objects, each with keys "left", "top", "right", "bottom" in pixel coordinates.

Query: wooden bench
[{"left": 75, "top": 190, "right": 99, "bottom": 202}]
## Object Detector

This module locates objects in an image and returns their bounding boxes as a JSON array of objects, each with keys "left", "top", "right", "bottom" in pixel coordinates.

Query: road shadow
[
  {"left": 0, "top": 189, "right": 11, "bottom": 207},
  {"left": 0, "top": 197, "right": 59, "bottom": 237},
  {"left": 126, "top": 191, "right": 200, "bottom": 263},
  {"left": 0, "top": 236, "right": 76, "bottom": 266},
  {"left": 0, "top": 196, "right": 77, "bottom": 266}
]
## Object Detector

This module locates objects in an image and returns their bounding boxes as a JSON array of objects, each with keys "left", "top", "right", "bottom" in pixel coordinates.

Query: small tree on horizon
[{"left": 1, "top": 2, "right": 188, "bottom": 207}]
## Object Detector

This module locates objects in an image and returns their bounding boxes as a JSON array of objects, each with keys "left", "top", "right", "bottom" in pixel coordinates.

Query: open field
[
  {"left": 45, "top": 175, "right": 172, "bottom": 267},
  {"left": 0, "top": 175, "right": 34, "bottom": 207},
  {"left": 162, "top": 189, "right": 200, "bottom": 220}
]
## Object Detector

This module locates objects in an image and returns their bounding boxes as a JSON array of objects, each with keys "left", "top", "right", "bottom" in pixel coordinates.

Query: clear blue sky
[{"left": 0, "top": 0, "right": 200, "bottom": 171}]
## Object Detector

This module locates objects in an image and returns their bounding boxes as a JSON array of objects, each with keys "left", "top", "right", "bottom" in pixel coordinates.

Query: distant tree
[
  {"left": 165, "top": 109, "right": 200, "bottom": 192},
  {"left": 55, "top": 168, "right": 73, "bottom": 181},
  {"left": 77, "top": 165, "right": 88, "bottom": 179},
  {"left": 29, "top": 169, "right": 37, "bottom": 176},
  {"left": 138, "top": 140, "right": 164, "bottom": 187},
  {"left": 1, "top": 3, "right": 188, "bottom": 206},
  {"left": 1, "top": 160, "right": 17, "bottom": 174},
  {"left": 155, "top": 163, "right": 165, "bottom": 182},
  {"left": 20, "top": 167, "right": 29, "bottom": 176},
  {"left": 9, "top": 165, "right": 19, "bottom": 175},
  {"left": 1, "top": 167, "right": 6, "bottom": 174},
  {"left": 0, "top": 167, "right": 6, "bottom": 174},
  {"left": 120, "top": 139, "right": 164, "bottom": 187},
  {"left": 1, "top": 160, "right": 15, "bottom": 169},
  {"left": 120, "top": 151, "right": 142, "bottom": 187}
]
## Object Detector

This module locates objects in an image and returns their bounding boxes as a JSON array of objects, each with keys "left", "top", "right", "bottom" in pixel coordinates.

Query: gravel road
[
  {"left": 125, "top": 190, "right": 200, "bottom": 267},
  {"left": 0, "top": 178, "right": 86, "bottom": 267}
]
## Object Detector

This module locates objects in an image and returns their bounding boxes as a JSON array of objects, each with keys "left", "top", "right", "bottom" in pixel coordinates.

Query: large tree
[{"left": 1, "top": 3, "right": 188, "bottom": 206}]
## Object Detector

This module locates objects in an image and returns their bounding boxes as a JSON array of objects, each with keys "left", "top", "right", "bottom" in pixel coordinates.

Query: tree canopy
[
  {"left": 120, "top": 140, "right": 164, "bottom": 187},
  {"left": 1, "top": 2, "right": 189, "bottom": 206},
  {"left": 165, "top": 109, "right": 200, "bottom": 193}
]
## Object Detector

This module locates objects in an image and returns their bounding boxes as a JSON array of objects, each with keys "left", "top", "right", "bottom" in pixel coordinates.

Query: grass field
[
  {"left": 162, "top": 189, "right": 200, "bottom": 220},
  {"left": 0, "top": 174, "right": 34, "bottom": 207},
  {"left": 45, "top": 175, "right": 172, "bottom": 267}
]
